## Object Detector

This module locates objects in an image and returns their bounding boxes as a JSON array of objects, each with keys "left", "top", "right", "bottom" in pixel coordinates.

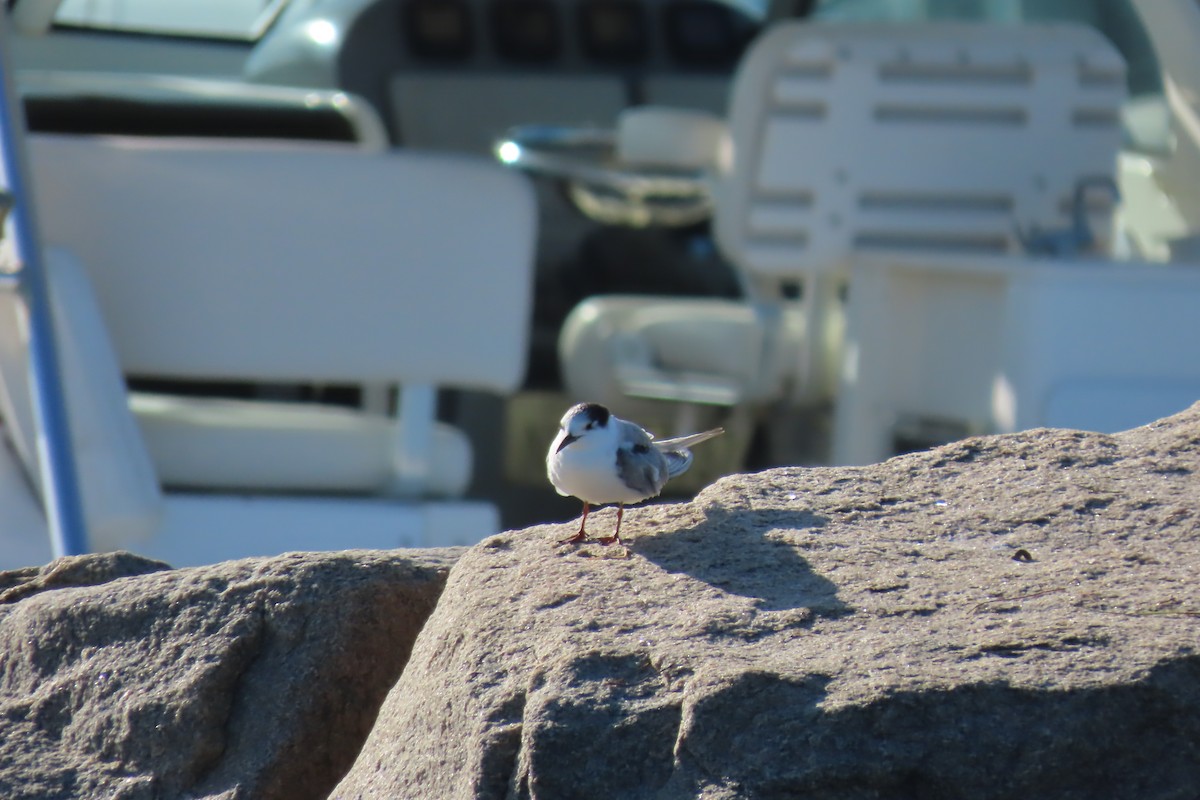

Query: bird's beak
[{"left": 556, "top": 433, "right": 579, "bottom": 453}]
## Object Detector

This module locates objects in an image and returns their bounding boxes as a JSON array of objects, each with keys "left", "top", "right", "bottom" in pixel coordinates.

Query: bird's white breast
[{"left": 547, "top": 433, "right": 653, "bottom": 505}]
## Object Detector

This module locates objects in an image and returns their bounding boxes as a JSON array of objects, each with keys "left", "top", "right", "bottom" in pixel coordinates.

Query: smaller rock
[
  {"left": 0, "top": 547, "right": 461, "bottom": 800},
  {"left": 0, "top": 551, "right": 171, "bottom": 603}
]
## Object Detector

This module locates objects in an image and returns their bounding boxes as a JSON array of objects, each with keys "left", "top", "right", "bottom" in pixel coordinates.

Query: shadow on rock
[
  {"left": 631, "top": 505, "right": 849, "bottom": 616},
  {"left": 673, "top": 656, "right": 1200, "bottom": 799}
]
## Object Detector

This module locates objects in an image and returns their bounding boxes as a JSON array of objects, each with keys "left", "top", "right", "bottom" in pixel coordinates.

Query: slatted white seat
[
  {"left": 560, "top": 21, "right": 1127, "bottom": 420},
  {"left": 6, "top": 134, "right": 535, "bottom": 562},
  {"left": 717, "top": 22, "right": 1125, "bottom": 277}
]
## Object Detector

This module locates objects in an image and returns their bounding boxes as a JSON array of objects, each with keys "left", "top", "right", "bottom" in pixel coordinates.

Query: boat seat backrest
[
  {"left": 28, "top": 135, "right": 536, "bottom": 391},
  {"left": 714, "top": 21, "right": 1128, "bottom": 284}
]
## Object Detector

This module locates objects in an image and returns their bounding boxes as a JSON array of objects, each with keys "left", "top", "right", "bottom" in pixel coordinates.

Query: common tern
[{"left": 547, "top": 402, "right": 724, "bottom": 545}]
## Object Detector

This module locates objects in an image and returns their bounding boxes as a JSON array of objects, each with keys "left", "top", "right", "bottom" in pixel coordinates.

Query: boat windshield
[{"left": 52, "top": 0, "right": 290, "bottom": 41}]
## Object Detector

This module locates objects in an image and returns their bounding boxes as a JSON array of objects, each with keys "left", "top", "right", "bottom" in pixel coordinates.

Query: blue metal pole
[{"left": 0, "top": 19, "right": 89, "bottom": 557}]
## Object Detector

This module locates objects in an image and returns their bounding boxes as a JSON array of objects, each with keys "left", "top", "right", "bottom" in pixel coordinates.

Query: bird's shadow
[{"left": 629, "top": 503, "right": 850, "bottom": 617}]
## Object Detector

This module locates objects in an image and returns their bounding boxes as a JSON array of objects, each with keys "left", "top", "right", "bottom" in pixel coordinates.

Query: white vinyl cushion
[
  {"left": 0, "top": 249, "right": 164, "bottom": 552},
  {"left": 29, "top": 135, "right": 536, "bottom": 391},
  {"left": 558, "top": 296, "right": 798, "bottom": 407},
  {"left": 131, "top": 393, "right": 471, "bottom": 498},
  {"left": 616, "top": 106, "right": 730, "bottom": 170}
]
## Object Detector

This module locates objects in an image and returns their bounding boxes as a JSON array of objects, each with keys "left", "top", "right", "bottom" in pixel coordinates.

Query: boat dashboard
[
  {"left": 248, "top": 0, "right": 766, "bottom": 154},
  {"left": 11, "top": 0, "right": 1172, "bottom": 392}
]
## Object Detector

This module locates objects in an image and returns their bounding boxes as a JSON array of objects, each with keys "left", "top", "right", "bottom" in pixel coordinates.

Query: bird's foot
[
  {"left": 557, "top": 530, "right": 590, "bottom": 546},
  {"left": 557, "top": 502, "right": 592, "bottom": 546},
  {"left": 594, "top": 505, "right": 625, "bottom": 547}
]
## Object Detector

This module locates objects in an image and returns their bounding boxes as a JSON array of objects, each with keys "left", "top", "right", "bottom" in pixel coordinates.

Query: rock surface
[
  {"left": 336, "top": 404, "right": 1200, "bottom": 799},
  {"left": 0, "top": 548, "right": 459, "bottom": 800}
]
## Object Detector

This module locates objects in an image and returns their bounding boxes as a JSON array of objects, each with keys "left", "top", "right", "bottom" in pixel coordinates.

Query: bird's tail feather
[
  {"left": 656, "top": 427, "right": 724, "bottom": 451},
  {"left": 657, "top": 427, "right": 724, "bottom": 479}
]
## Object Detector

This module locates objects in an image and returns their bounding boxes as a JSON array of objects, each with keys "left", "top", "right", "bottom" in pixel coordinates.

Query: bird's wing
[
  {"left": 661, "top": 448, "right": 694, "bottom": 480},
  {"left": 614, "top": 422, "right": 668, "bottom": 496},
  {"left": 616, "top": 443, "right": 669, "bottom": 497}
]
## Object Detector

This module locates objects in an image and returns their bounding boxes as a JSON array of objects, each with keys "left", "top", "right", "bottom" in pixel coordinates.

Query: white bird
[{"left": 547, "top": 402, "right": 724, "bottom": 545}]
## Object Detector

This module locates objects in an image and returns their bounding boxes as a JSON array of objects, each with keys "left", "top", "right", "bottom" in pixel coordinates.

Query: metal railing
[{"left": 0, "top": 13, "right": 89, "bottom": 557}]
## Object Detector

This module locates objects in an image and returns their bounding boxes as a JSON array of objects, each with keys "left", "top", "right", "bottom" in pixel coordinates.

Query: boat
[{"left": 1, "top": 0, "right": 1198, "bottom": 570}]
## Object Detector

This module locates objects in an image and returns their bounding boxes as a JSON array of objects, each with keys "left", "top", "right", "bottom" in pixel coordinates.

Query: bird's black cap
[{"left": 574, "top": 402, "right": 610, "bottom": 426}]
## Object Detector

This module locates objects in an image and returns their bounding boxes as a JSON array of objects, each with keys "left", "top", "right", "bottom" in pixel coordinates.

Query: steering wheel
[{"left": 494, "top": 123, "right": 714, "bottom": 228}]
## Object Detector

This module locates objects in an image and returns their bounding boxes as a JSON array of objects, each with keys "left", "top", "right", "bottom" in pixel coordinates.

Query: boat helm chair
[
  {"left": 5, "top": 135, "right": 535, "bottom": 564},
  {"left": 556, "top": 20, "right": 1126, "bottom": 456}
]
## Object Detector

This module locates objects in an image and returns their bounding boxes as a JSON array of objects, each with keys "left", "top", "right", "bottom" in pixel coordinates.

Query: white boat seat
[
  {"left": 132, "top": 394, "right": 471, "bottom": 497},
  {"left": 0, "top": 248, "right": 163, "bottom": 552},
  {"left": 559, "top": 21, "right": 1127, "bottom": 416},
  {"left": 714, "top": 22, "right": 1126, "bottom": 279},
  {"left": 20, "top": 134, "right": 535, "bottom": 556}
]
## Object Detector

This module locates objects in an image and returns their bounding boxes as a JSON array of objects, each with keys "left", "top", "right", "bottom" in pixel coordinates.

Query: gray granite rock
[
  {"left": 0, "top": 548, "right": 460, "bottom": 800},
  {"left": 335, "top": 404, "right": 1200, "bottom": 799}
]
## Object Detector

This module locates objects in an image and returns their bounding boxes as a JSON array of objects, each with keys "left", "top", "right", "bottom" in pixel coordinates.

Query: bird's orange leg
[
  {"left": 596, "top": 504, "right": 624, "bottom": 546},
  {"left": 558, "top": 502, "right": 591, "bottom": 545}
]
